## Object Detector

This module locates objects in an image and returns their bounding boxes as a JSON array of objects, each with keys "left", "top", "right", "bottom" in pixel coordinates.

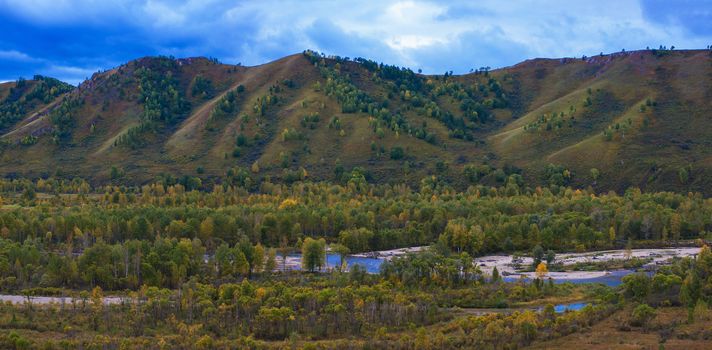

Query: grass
[{"left": 526, "top": 306, "right": 712, "bottom": 349}]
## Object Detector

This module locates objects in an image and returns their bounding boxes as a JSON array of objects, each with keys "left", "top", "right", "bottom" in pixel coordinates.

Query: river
[
  {"left": 3, "top": 247, "right": 697, "bottom": 305},
  {"left": 280, "top": 246, "right": 701, "bottom": 287}
]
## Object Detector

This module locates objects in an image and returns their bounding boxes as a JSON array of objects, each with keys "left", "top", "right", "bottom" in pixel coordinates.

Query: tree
[
  {"left": 514, "top": 311, "right": 538, "bottom": 344},
  {"left": 693, "top": 299, "right": 710, "bottom": 322},
  {"left": 215, "top": 243, "right": 234, "bottom": 277},
  {"left": 535, "top": 262, "right": 548, "bottom": 279},
  {"left": 622, "top": 273, "right": 651, "bottom": 302},
  {"left": 670, "top": 214, "right": 682, "bottom": 241},
  {"left": 234, "top": 249, "right": 250, "bottom": 276},
  {"left": 78, "top": 242, "right": 113, "bottom": 288},
  {"left": 678, "top": 166, "right": 689, "bottom": 184},
  {"left": 91, "top": 286, "right": 104, "bottom": 330},
  {"left": 238, "top": 238, "right": 256, "bottom": 277},
  {"left": 532, "top": 245, "right": 544, "bottom": 266},
  {"left": 491, "top": 266, "right": 501, "bottom": 283},
  {"left": 301, "top": 237, "right": 326, "bottom": 272},
  {"left": 264, "top": 248, "right": 277, "bottom": 273},
  {"left": 191, "top": 75, "right": 214, "bottom": 99},
  {"left": 389, "top": 146, "right": 404, "bottom": 160},
  {"left": 624, "top": 238, "right": 633, "bottom": 260},
  {"left": 338, "top": 228, "right": 374, "bottom": 253},
  {"left": 590, "top": 168, "right": 600, "bottom": 182},
  {"left": 545, "top": 250, "right": 556, "bottom": 264},
  {"left": 252, "top": 243, "right": 265, "bottom": 274},
  {"left": 330, "top": 243, "right": 350, "bottom": 272},
  {"left": 443, "top": 220, "right": 471, "bottom": 253},
  {"left": 630, "top": 303, "right": 656, "bottom": 327},
  {"left": 278, "top": 238, "right": 291, "bottom": 272},
  {"left": 199, "top": 217, "right": 215, "bottom": 242},
  {"left": 608, "top": 226, "right": 616, "bottom": 243}
]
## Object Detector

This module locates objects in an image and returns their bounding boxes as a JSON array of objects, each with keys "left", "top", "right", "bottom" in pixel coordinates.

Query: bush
[
  {"left": 630, "top": 303, "right": 656, "bottom": 327},
  {"left": 622, "top": 273, "right": 651, "bottom": 302},
  {"left": 390, "top": 146, "right": 405, "bottom": 160},
  {"left": 191, "top": 75, "right": 214, "bottom": 99}
]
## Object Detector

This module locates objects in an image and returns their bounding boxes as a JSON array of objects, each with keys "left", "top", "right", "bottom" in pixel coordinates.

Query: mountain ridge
[{"left": 0, "top": 49, "right": 711, "bottom": 193}]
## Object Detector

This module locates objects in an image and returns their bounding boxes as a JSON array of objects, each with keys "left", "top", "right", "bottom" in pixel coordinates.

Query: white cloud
[
  {"left": 386, "top": 35, "right": 446, "bottom": 50},
  {"left": 0, "top": 50, "right": 39, "bottom": 62},
  {"left": 39, "top": 65, "right": 99, "bottom": 85},
  {"left": 0, "top": 0, "right": 710, "bottom": 77},
  {"left": 0, "top": 0, "right": 131, "bottom": 24},
  {"left": 142, "top": 0, "right": 185, "bottom": 26}
]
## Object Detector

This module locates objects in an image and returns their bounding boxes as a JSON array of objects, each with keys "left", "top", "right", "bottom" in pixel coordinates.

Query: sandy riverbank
[
  {"left": 276, "top": 245, "right": 700, "bottom": 278},
  {"left": 350, "top": 246, "right": 428, "bottom": 259},
  {"left": 474, "top": 247, "right": 701, "bottom": 280}
]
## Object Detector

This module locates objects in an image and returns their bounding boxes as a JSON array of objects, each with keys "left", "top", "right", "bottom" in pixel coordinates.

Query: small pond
[{"left": 551, "top": 302, "right": 589, "bottom": 313}]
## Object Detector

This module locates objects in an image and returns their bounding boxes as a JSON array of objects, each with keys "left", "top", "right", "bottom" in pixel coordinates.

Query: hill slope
[{"left": 0, "top": 49, "right": 711, "bottom": 193}]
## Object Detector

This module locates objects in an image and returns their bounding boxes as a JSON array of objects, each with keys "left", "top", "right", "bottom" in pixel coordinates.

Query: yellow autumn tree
[
  {"left": 198, "top": 217, "right": 215, "bottom": 242},
  {"left": 91, "top": 286, "right": 103, "bottom": 330},
  {"left": 279, "top": 198, "right": 298, "bottom": 209},
  {"left": 535, "top": 262, "right": 548, "bottom": 278},
  {"left": 608, "top": 226, "right": 616, "bottom": 242}
]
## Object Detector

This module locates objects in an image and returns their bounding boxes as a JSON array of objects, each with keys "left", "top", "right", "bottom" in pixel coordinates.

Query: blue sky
[{"left": 1, "top": 0, "right": 711, "bottom": 85}]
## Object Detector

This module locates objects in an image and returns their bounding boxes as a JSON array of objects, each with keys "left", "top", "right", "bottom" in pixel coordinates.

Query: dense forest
[
  {"left": 0, "top": 178, "right": 710, "bottom": 290},
  {"left": 0, "top": 177, "right": 711, "bottom": 348},
  {"left": 0, "top": 178, "right": 710, "bottom": 291}
]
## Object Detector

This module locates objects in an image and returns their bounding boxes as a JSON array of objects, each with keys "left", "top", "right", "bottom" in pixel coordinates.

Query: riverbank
[
  {"left": 0, "top": 294, "right": 128, "bottom": 305},
  {"left": 451, "top": 301, "right": 591, "bottom": 316},
  {"left": 350, "top": 246, "right": 428, "bottom": 259},
  {"left": 276, "top": 246, "right": 701, "bottom": 280},
  {"left": 274, "top": 246, "right": 429, "bottom": 272},
  {"left": 475, "top": 247, "right": 701, "bottom": 280}
]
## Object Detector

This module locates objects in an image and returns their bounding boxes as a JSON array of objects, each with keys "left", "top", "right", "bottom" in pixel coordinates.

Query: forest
[{"left": 0, "top": 177, "right": 711, "bottom": 348}]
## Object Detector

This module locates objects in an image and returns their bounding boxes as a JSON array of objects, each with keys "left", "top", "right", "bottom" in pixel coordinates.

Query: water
[
  {"left": 503, "top": 269, "right": 633, "bottom": 287},
  {"left": 553, "top": 302, "right": 588, "bottom": 312},
  {"left": 298, "top": 252, "right": 636, "bottom": 284},
  {"left": 558, "top": 270, "right": 632, "bottom": 287},
  {"left": 325, "top": 254, "right": 384, "bottom": 273},
  {"left": 286, "top": 253, "right": 383, "bottom": 273},
  {"left": 531, "top": 302, "right": 589, "bottom": 313}
]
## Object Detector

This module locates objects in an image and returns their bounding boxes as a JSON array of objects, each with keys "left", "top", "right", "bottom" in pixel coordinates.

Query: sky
[{"left": 1, "top": 0, "right": 711, "bottom": 85}]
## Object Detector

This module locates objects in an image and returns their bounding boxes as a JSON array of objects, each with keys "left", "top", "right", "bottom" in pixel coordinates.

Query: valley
[{"left": 1, "top": 49, "right": 712, "bottom": 350}]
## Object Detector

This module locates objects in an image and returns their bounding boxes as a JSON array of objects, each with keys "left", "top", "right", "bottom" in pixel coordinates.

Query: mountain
[{"left": 0, "top": 49, "right": 711, "bottom": 193}]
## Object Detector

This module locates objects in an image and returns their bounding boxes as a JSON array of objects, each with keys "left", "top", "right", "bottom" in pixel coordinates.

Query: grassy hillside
[{"left": 0, "top": 49, "right": 711, "bottom": 193}]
